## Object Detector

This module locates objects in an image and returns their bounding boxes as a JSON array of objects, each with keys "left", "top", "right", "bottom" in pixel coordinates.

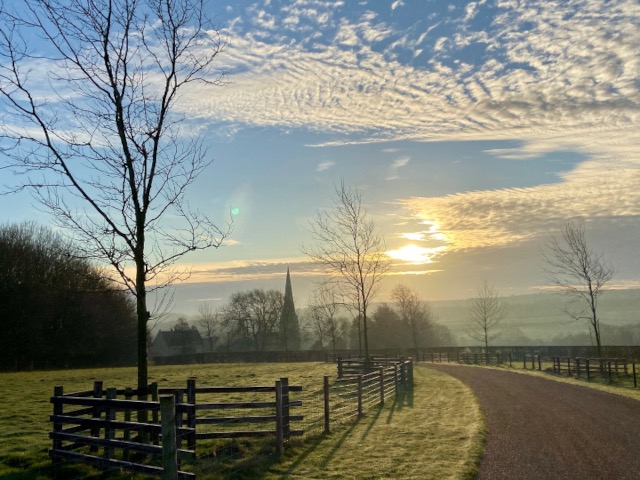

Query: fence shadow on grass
[
  {"left": 319, "top": 419, "right": 362, "bottom": 469},
  {"left": 195, "top": 438, "right": 282, "bottom": 480},
  {"left": 386, "top": 385, "right": 414, "bottom": 424}
]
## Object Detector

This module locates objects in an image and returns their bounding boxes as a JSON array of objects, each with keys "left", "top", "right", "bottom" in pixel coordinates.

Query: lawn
[{"left": 0, "top": 362, "right": 483, "bottom": 479}]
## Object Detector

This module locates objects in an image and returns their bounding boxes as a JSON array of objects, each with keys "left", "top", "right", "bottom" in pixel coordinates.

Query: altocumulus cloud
[
  {"left": 174, "top": 0, "right": 640, "bottom": 255},
  {"left": 180, "top": 1, "right": 639, "bottom": 143}
]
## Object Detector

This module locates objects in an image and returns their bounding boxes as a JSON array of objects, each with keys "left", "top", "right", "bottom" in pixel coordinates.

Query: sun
[{"left": 387, "top": 244, "right": 446, "bottom": 265}]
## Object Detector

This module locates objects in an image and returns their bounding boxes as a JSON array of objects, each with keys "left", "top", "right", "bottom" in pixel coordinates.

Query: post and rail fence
[
  {"left": 422, "top": 350, "right": 638, "bottom": 388},
  {"left": 50, "top": 358, "right": 414, "bottom": 478},
  {"left": 50, "top": 377, "right": 301, "bottom": 479}
]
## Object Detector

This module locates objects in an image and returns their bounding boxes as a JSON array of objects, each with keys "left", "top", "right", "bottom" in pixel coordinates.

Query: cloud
[
  {"left": 386, "top": 155, "right": 410, "bottom": 180},
  {"left": 5, "top": 0, "right": 639, "bottom": 258},
  {"left": 183, "top": 257, "right": 325, "bottom": 283},
  {"left": 179, "top": 0, "right": 639, "bottom": 161},
  {"left": 186, "top": 0, "right": 639, "bottom": 254},
  {"left": 397, "top": 153, "right": 640, "bottom": 253},
  {"left": 316, "top": 160, "right": 335, "bottom": 172}
]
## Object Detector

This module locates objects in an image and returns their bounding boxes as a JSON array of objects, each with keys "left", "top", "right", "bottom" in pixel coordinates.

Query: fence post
[
  {"left": 123, "top": 387, "right": 132, "bottom": 462},
  {"left": 576, "top": 359, "right": 581, "bottom": 378},
  {"left": 357, "top": 375, "right": 363, "bottom": 419},
  {"left": 90, "top": 381, "right": 104, "bottom": 452},
  {"left": 174, "top": 391, "right": 184, "bottom": 451},
  {"left": 275, "top": 380, "right": 284, "bottom": 455},
  {"left": 323, "top": 375, "right": 330, "bottom": 434},
  {"left": 160, "top": 395, "right": 178, "bottom": 480},
  {"left": 150, "top": 382, "right": 159, "bottom": 445},
  {"left": 408, "top": 360, "right": 414, "bottom": 387},
  {"left": 52, "top": 385, "right": 63, "bottom": 462},
  {"left": 379, "top": 367, "right": 385, "bottom": 406},
  {"left": 186, "top": 378, "right": 197, "bottom": 451},
  {"left": 104, "top": 388, "right": 116, "bottom": 460},
  {"left": 394, "top": 364, "right": 399, "bottom": 393},
  {"left": 509, "top": 353, "right": 512, "bottom": 368},
  {"left": 586, "top": 359, "right": 591, "bottom": 381},
  {"left": 608, "top": 361, "right": 612, "bottom": 384},
  {"left": 281, "top": 378, "right": 290, "bottom": 441},
  {"left": 337, "top": 357, "right": 343, "bottom": 378}
]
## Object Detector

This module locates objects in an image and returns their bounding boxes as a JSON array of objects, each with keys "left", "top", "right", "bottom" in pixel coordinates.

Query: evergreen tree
[{"left": 280, "top": 268, "right": 301, "bottom": 351}]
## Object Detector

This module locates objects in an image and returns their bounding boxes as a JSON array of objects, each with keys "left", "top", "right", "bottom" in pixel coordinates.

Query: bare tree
[
  {"left": 222, "top": 289, "right": 283, "bottom": 351},
  {"left": 197, "top": 304, "right": 220, "bottom": 353},
  {"left": 468, "top": 281, "right": 506, "bottom": 357},
  {"left": 391, "top": 284, "right": 433, "bottom": 353},
  {"left": 0, "top": 0, "right": 229, "bottom": 390},
  {"left": 303, "top": 181, "right": 390, "bottom": 359},
  {"left": 543, "top": 220, "right": 614, "bottom": 357},
  {"left": 307, "top": 282, "right": 344, "bottom": 355}
]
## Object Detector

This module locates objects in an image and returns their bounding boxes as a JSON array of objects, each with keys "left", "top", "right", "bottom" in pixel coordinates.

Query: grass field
[{"left": 0, "top": 362, "right": 483, "bottom": 479}]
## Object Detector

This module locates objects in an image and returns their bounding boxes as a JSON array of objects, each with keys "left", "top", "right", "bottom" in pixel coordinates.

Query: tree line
[
  {"left": 0, "top": 223, "right": 137, "bottom": 370},
  {"left": 185, "top": 282, "right": 454, "bottom": 355}
]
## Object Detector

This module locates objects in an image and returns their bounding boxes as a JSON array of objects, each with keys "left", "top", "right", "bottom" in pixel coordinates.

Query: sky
[{"left": 1, "top": 0, "right": 640, "bottom": 315}]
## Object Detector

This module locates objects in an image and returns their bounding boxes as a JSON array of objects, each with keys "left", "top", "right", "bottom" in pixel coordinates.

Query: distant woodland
[{"left": 0, "top": 223, "right": 137, "bottom": 370}]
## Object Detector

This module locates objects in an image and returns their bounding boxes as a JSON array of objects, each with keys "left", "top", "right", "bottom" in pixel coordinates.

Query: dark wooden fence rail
[
  {"left": 551, "top": 357, "right": 636, "bottom": 385},
  {"left": 424, "top": 351, "right": 638, "bottom": 388},
  {"left": 50, "top": 386, "right": 195, "bottom": 479},
  {"left": 336, "top": 356, "right": 413, "bottom": 378},
  {"left": 50, "top": 359, "right": 414, "bottom": 478},
  {"left": 325, "top": 359, "right": 413, "bottom": 432},
  {"left": 50, "top": 377, "right": 302, "bottom": 478},
  {"left": 159, "top": 378, "right": 304, "bottom": 455}
]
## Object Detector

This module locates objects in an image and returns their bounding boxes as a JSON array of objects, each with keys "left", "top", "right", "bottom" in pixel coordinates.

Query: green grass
[
  {"left": 0, "top": 363, "right": 484, "bottom": 479},
  {"left": 261, "top": 367, "right": 484, "bottom": 480}
]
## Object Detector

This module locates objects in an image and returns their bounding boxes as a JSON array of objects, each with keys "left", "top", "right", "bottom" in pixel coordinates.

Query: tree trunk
[
  {"left": 363, "top": 309, "right": 369, "bottom": 360},
  {"left": 136, "top": 276, "right": 149, "bottom": 393}
]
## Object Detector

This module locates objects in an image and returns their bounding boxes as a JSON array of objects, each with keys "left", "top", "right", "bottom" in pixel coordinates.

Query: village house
[{"left": 150, "top": 329, "right": 205, "bottom": 359}]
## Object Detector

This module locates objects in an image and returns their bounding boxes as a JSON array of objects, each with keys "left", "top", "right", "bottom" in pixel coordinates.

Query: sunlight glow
[
  {"left": 402, "top": 232, "right": 426, "bottom": 241},
  {"left": 386, "top": 244, "right": 448, "bottom": 265}
]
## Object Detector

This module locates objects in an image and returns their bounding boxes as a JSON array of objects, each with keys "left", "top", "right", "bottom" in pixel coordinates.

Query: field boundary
[
  {"left": 49, "top": 359, "right": 414, "bottom": 478},
  {"left": 424, "top": 351, "right": 640, "bottom": 395}
]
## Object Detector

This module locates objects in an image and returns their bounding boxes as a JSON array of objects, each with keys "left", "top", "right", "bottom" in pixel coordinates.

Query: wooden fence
[
  {"left": 424, "top": 351, "right": 639, "bottom": 388},
  {"left": 50, "top": 359, "right": 414, "bottom": 478},
  {"left": 50, "top": 378, "right": 302, "bottom": 478},
  {"left": 50, "top": 385, "right": 195, "bottom": 479},
  {"left": 336, "top": 356, "right": 413, "bottom": 377},
  {"left": 423, "top": 350, "right": 547, "bottom": 369},
  {"left": 160, "top": 378, "right": 303, "bottom": 455},
  {"left": 325, "top": 361, "right": 412, "bottom": 431},
  {"left": 551, "top": 357, "right": 637, "bottom": 385}
]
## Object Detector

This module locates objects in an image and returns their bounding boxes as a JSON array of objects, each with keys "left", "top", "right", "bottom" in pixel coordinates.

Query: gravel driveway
[{"left": 424, "top": 364, "right": 640, "bottom": 480}]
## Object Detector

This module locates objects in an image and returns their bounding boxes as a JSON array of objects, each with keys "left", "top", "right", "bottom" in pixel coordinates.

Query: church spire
[{"left": 280, "top": 267, "right": 300, "bottom": 351}]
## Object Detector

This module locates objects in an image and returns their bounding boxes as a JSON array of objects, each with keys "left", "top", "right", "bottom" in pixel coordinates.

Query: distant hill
[
  {"left": 430, "top": 289, "right": 640, "bottom": 346},
  {"left": 160, "top": 285, "right": 639, "bottom": 347}
]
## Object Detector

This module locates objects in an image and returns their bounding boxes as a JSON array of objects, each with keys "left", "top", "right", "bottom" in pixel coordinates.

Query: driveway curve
[{"left": 424, "top": 364, "right": 640, "bottom": 480}]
